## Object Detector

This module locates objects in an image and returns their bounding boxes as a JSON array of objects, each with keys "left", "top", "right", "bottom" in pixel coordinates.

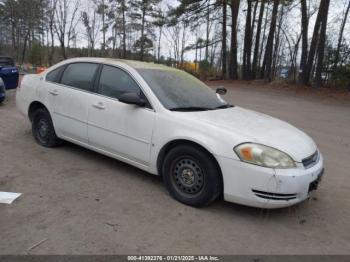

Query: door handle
[
  {"left": 49, "top": 90, "right": 59, "bottom": 96},
  {"left": 92, "top": 102, "right": 105, "bottom": 110}
]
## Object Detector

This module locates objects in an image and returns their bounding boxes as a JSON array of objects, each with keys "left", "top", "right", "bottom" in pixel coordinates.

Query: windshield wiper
[
  {"left": 169, "top": 106, "right": 213, "bottom": 111},
  {"left": 169, "top": 104, "right": 234, "bottom": 111},
  {"left": 212, "top": 104, "right": 234, "bottom": 109}
]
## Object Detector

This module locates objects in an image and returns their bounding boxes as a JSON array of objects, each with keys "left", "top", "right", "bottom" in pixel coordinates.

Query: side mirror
[
  {"left": 216, "top": 86, "right": 227, "bottom": 95},
  {"left": 119, "top": 92, "right": 146, "bottom": 107}
]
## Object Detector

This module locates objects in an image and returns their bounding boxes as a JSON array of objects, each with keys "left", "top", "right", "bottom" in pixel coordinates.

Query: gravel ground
[{"left": 0, "top": 82, "right": 349, "bottom": 255}]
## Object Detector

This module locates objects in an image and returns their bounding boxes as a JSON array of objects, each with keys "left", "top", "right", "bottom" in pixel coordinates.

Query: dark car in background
[
  {"left": 0, "top": 77, "right": 5, "bottom": 103},
  {"left": 0, "top": 56, "right": 19, "bottom": 89}
]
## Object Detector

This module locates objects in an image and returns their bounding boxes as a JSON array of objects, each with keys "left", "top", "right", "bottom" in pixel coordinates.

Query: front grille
[
  {"left": 302, "top": 151, "right": 319, "bottom": 169},
  {"left": 252, "top": 189, "right": 297, "bottom": 201}
]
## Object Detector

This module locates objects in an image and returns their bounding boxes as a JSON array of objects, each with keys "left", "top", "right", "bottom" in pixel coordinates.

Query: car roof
[{"left": 61, "top": 57, "right": 173, "bottom": 70}]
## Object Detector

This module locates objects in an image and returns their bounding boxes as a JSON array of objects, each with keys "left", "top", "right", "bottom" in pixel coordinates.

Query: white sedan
[{"left": 16, "top": 58, "right": 324, "bottom": 209}]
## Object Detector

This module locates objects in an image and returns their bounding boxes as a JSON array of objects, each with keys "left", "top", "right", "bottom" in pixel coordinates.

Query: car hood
[{"left": 184, "top": 106, "right": 317, "bottom": 162}]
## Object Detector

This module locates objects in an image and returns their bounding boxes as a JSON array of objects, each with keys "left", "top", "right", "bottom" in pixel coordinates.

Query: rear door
[
  {"left": 87, "top": 64, "right": 155, "bottom": 166},
  {"left": 46, "top": 62, "right": 99, "bottom": 144}
]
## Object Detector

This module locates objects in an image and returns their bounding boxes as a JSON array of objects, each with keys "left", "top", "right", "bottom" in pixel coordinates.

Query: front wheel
[
  {"left": 162, "top": 145, "right": 222, "bottom": 207},
  {"left": 32, "top": 108, "right": 62, "bottom": 147}
]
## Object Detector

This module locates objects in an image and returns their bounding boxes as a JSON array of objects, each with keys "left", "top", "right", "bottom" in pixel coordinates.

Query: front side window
[
  {"left": 61, "top": 63, "right": 98, "bottom": 91},
  {"left": 46, "top": 66, "right": 65, "bottom": 83},
  {"left": 98, "top": 65, "right": 141, "bottom": 99}
]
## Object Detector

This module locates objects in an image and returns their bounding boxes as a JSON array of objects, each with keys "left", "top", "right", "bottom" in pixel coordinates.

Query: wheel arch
[
  {"left": 28, "top": 101, "right": 49, "bottom": 122},
  {"left": 156, "top": 139, "right": 223, "bottom": 180}
]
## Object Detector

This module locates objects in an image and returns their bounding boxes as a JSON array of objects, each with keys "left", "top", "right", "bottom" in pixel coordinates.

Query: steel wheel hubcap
[
  {"left": 38, "top": 119, "right": 49, "bottom": 138},
  {"left": 173, "top": 158, "right": 204, "bottom": 195}
]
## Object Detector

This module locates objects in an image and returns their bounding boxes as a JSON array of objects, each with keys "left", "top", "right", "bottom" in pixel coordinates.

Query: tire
[
  {"left": 32, "top": 108, "right": 62, "bottom": 147},
  {"left": 162, "top": 144, "right": 222, "bottom": 207}
]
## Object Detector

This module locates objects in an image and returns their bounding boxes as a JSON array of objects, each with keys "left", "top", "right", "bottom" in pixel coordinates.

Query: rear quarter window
[{"left": 46, "top": 66, "right": 66, "bottom": 83}]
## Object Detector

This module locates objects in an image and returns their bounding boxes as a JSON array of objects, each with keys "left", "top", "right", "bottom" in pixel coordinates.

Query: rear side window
[
  {"left": 61, "top": 63, "right": 98, "bottom": 91},
  {"left": 0, "top": 57, "right": 14, "bottom": 67},
  {"left": 46, "top": 66, "right": 65, "bottom": 83},
  {"left": 98, "top": 65, "right": 141, "bottom": 99}
]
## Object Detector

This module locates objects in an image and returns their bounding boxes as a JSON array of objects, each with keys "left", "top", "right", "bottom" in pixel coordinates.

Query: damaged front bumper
[{"left": 218, "top": 153, "right": 324, "bottom": 209}]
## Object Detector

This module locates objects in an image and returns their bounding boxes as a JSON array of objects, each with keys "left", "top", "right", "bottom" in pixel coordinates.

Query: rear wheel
[
  {"left": 32, "top": 108, "right": 62, "bottom": 147},
  {"left": 162, "top": 145, "right": 222, "bottom": 207}
]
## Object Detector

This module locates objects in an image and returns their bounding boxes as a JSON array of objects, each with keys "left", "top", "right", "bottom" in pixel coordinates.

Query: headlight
[{"left": 234, "top": 143, "right": 296, "bottom": 168}]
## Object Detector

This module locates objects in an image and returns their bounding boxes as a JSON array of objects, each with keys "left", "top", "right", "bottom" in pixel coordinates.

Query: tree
[
  {"left": 47, "top": 0, "right": 58, "bottom": 66},
  {"left": 252, "top": 0, "right": 265, "bottom": 79},
  {"left": 271, "top": 3, "right": 285, "bottom": 79},
  {"left": 95, "top": 0, "right": 110, "bottom": 55},
  {"left": 333, "top": 0, "right": 350, "bottom": 70},
  {"left": 258, "top": 1, "right": 270, "bottom": 69},
  {"left": 153, "top": 8, "right": 167, "bottom": 62},
  {"left": 130, "top": 0, "right": 161, "bottom": 61},
  {"left": 165, "top": 15, "right": 189, "bottom": 66},
  {"left": 0, "top": 0, "right": 20, "bottom": 58},
  {"left": 119, "top": 0, "right": 128, "bottom": 58},
  {"left": 133, "top": 35, "right": 153, "bottom": 57},
  {"left": 299, "top": 0, "right": 308, "bottom": 84},
  {"left": 1, "top": 0, "right": 48, "bottom": 62},
  {"left": 165, "top": 18, "right": 181, "bottom": 64},
  {"left": 54, "top": 0, "right": 80, "bottom": 59},
  {"left": 301, "top": 0, "right": 328, "bottom": 86},
  {"left": 109, "top": 0, "right": 129, "bottom": 58},
  {"left": 222, "top": 0, "right": 227, "bottom": 79},
  {"left": 205, "top": 1, "right": 210, "bottom": 61},
  {"left": 0, "top": 0, "right": 342, "bottom": 87},
  {"left": 242, "top": 0, "right": 252, "bottom": 80},
  {"left": 18, "top": 0, "right": 43, "bottom": 63},
  {"left": 171, "top": 0, "right": 220, "bottom": 64},
  {"left": 314, "top": 0, "right": 330, "bottom": 88},
  {"left": 29, "top": 41, "right": 42, "bottom": 65},
  {"left": 260, "top": 0, "right": 279, "bottom": 81},
  {"left": 82, "top": 10, "right": 100, "bottom": 56},
  {"left": 229, "top": 0, "right": 240, "bottom": 79}
]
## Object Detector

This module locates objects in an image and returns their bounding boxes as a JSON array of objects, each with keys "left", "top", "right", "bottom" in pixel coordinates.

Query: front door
[{"left": 87, "top": 65, "right": 155, "bottom": 166}]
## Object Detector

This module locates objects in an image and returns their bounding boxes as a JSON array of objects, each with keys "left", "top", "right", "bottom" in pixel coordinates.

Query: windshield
[
  {"left": 0, "top": 57, "right": 15, "bottom": 67},
  {"left": 137, "top": 68, "right": 230, "bottom": 110}
]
